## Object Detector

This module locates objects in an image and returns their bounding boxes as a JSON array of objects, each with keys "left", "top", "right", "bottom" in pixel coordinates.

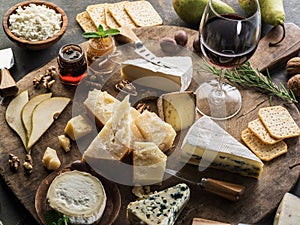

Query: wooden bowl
[{"left": 2, "top": 1, "right": 68, "bottom": 51}]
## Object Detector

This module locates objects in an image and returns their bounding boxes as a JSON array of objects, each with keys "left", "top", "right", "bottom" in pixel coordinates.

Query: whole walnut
[
  {"left": 287, "top": 74, "right": 300, "bottom": 98},
  {"left": 286, "top": 57, "right": 300, "bottom": 77}
]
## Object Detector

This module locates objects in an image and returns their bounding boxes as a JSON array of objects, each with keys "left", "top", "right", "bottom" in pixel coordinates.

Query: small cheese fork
[{"left": 165, "top": 168, "right": 245, "bottom": 202}]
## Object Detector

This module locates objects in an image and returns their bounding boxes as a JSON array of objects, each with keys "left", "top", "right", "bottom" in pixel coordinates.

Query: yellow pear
[
  {"left": 27, "top": 97, "right": 70, "bottom": 151},
  {"left": 5, "top": 90, "right": 29, "bottom": 148},
  {"left": 21, "top": 93, "right": 52, "bottom": 138}
]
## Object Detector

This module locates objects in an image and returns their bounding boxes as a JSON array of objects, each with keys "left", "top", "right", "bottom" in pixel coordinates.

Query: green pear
[
  {"left": 21, "top": 93, "right": 52, "bottom": 139},
  {"left": 27, "top": 97, "right": 70, "bottom": 151},
  {"left": 172, "top": 0, "right": 235, "bottom": 25},
  {"left": 5, "top": 90, "right": 29, "bottom": 149}
]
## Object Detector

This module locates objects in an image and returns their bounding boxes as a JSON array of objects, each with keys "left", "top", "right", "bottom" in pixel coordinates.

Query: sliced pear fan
[
  {"left": 27, "top": 97, "right": 71, "bottom": 151},
  {"left": 21, "top": 93, "right": 52, "bottom": 138},
  {"left": 5, "top": 90, "right": 29, "bottom": 148}
]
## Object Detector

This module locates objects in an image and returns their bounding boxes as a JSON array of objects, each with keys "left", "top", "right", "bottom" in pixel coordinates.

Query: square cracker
[
  {"left": 258, "top": 106, "right": 300, "bottom": 139},
  {"left": 125, "top": 1, "right": 163, "bottom": 27},
  {"left": 86, "top": 3, "right": 108, "bottom": 29},
  {"left": 76, "top": 11, "right": 97, "bottom": 32},
  {"left": 108, "top": 1, "right": 137, "bottom": 28},
  {"left": 105, "top": 4, "right": 120, "bottom": 28},
  {"left": 241, "top": 129, "right": 287, "bottom": 161},
  {"left": 248, "top": 119, "right": 282, "bottom": 145}
]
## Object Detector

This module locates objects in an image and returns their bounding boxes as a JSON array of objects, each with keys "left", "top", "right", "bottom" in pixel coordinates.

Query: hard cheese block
[
  {"left": 157, "top": 91, "right": 196, "bottom": 131},
  {"left": 181, "top": 116, "right": 264, "bottom": 178},
  {"left": 121, "top": 56, "right": 193, "bottom": 92},
  {"left": 273, "top": 192, "right": 300, "bottom": 225},
  {"left": 46, "top": 170, "right": 107, "bottom": 225},
  {"left": 127, "top": 183, "right": 190, "bottom": 225},
  {"left": 133, "top": 141, "right": 167, "bottom": 185}
]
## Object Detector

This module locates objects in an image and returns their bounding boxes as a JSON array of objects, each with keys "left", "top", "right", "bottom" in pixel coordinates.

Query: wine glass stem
[{"left": 210, "top": 68, "right": 225, "bottom": 105}]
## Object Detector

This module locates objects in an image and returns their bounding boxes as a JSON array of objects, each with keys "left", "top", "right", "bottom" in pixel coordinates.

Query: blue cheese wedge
[
  {"left": 121, "top": 56, "right": 192, "bottom": 92},
  {"left": 274, "top": 193, "right": 300, "bottom": 225},
  {"left": 46, "top": 170, "right": 106, "bottom": 225},
  {"left": 181, "top": 116, "right": 264, "bottom": 178},
  {"left": 133, "top": 141, "right": 167, "bottom": 185},
  {"left": 127, "top": 183, "right": 190, "bottom": 225}
]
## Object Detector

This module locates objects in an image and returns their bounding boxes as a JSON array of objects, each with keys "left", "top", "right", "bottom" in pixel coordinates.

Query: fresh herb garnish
[
  {"left": 203, "top": 61, "right": 297, "bottom": 103},
  {"left": 82, "top": 24, "right": 120, "bottom": 39},
  {"left": 44, "top": 210, "right": 70, "bottom": 225}
]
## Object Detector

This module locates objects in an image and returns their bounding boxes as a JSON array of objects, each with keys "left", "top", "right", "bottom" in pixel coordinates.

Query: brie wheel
[{"left": 46, "top": 170, "right": 107, "bottom": 224}]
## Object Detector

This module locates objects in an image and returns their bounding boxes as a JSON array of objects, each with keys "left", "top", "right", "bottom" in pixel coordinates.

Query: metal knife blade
[{"left": 165, "top": 168, "right": 245, "bottom": 202}]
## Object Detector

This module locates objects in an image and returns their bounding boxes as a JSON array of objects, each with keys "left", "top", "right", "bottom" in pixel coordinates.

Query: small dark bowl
[{"left": 2, "top": 1, "right": 68, "bottom": 51}]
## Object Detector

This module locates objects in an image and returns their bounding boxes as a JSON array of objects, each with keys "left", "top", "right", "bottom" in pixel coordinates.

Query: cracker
[
  {"left": 105, "top": 4, "right": 120, "bottom": 28},
  {"left": 125, "top": 1, "right": 163, "bottom": 27},
  {"left": 86, "top": 3, "right": 108, "bottom": 29},
  {"left": 248, "top": 119, "right": 282, "bottom": 145},
  {"left": 108, "top": 1, "right": 137, "bottom": 28},
  {"left": 258, "top": 106, "right": 300, "bottom": 139},
  {"left": 241, "top": 129, "right": 288, "bottom": 161},
  {"left": 76, "top": 11, "right": 97, "bottom": 32}
]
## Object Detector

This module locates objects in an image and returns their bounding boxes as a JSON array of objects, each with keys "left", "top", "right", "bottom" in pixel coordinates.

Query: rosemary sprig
[{"left": 204, "top": 61, "right": 298, "bottom": 103}]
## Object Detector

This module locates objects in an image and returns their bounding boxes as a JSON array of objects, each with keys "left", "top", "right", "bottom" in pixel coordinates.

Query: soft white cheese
[
  {"left": 181, "top": 116, "right": 264, "bottom": 178},
  {"left": 9, "top": 3, "right": 62, "bottom": 41},
  {"left": 121, "top": 56, "right": 193, "bottom": 92},
  {"left": 47, "top": 170, "right": 106, "bottom": 225}
]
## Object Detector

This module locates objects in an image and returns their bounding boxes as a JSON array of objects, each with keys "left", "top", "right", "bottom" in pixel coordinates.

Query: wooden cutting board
[{"left": 0, "top": 25, "right": 300, "bottom": 225}]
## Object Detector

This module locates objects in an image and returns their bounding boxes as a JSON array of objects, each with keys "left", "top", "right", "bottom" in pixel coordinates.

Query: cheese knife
[
  {"left": 117, "top": 26, "right": 178, "bottom": 69},
  {"left": 165, "top": 168, "right": 245, "bottom": 202}
]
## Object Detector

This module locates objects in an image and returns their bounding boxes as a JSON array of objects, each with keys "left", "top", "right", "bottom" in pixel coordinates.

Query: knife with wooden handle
[{"left": 165, "top": 168, "right": 245, "bottom": 202}]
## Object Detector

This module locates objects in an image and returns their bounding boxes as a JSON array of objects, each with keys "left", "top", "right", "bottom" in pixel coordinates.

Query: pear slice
[
  {"left": 5, "top": 90, "right": 29, "bottom": 149},
  {"left": 27, "top": 97, "right": 71, "bottom": 151},
  {"left": 21, "top": 93, "right": 52, "bottom": 138}
]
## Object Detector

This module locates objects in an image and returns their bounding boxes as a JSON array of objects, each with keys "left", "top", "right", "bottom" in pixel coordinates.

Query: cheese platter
[{"left": 0, "top": 23, "right": 299, "bottom": 225}]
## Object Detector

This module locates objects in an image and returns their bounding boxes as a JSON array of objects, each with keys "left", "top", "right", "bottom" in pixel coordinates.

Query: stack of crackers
[
  {"left": 241, "top": 106, "right": 300, "bottom": 161},
  {"left": 76, "top": 0, "right": 163, "bottom": 32}
]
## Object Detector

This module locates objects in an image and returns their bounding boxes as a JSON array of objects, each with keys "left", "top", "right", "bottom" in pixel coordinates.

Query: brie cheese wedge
[
  {"left": 121, "top": 56, "right": 193, "bottom": 92},
  {"left": 181, "top": 116, "right": 264, "bottom": 178},
  {"left": 46, "top": 170, "right": 107, "bottom": 224}
]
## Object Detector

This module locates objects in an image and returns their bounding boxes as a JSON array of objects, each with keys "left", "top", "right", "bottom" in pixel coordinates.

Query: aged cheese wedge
[
  {"left": 84, "top": 89, "right": 143, "bottom": 143},
  {"left": 133, "top": 141, "right": 167, "bottom": 185},
  {"left": 127, "top": 183, "right": 190, "bottom": 225},
  {"left": 47, "top": 170, "right": 106, "bottom": 225},
  {"left": 157, "top": 91, "right": 196, "bottom": 131},
  {"left": 42, "top": 147, "right": 61, "bottom": 170},
  {"left": 83, "top": 95, "right": 131, "bottom": 161},
  {"left": 5, "top": 90, "right": 28, "bottom": 149},
  {"left": 273, "top": 193, "right": 300, "bottom": 225},
  {"left": 181, "top": 116, "right": 264, "bottom": 178},
  {"left": 27, "top": 97, "right": 70, "bottom": 150},
  {"left": 121, "top": 56, "right": 193, "bottom": 92},
  {"left": 64, "top": 115, "right": 93, "bottom": 141},
  {"left": 134, "top": 110, "right": 176, "bottom": 152}
]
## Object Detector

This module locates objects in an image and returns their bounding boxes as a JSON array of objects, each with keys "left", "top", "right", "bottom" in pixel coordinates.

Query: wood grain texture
[{"left": 0, "top": 26, "right": 299, "bottom": 225}]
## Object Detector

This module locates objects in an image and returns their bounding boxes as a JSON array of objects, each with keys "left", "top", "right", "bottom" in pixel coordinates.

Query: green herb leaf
[
  {"left": 82, "top": 24, "right": 120, "bottom": 39},
  {"left": 44, "top": 210, "right": 70, "bottom": 225},
  {"left": 203, "top": 60, "right": 298, "bottom": 103}
]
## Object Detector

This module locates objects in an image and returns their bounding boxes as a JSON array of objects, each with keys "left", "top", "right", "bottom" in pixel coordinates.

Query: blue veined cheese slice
[
  {"left": 127, "top": 183, "right": 190, "bottom": 225},
  {"left": 121, "top": 56, "right": 193, "bottom": 92},
  {"left": 181, "top": 116, "right": 264, "bottom": 178},
  {"left": 274, "top": 193, "right": 300, "bottom": 225},
  {"left": 46, "top": 170, "right": 107, "bottom": 225}
]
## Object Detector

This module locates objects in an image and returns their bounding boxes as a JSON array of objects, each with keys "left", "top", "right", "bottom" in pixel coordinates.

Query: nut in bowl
[{"left": 2, "top": 1, "right": 68, "bottom": 51}]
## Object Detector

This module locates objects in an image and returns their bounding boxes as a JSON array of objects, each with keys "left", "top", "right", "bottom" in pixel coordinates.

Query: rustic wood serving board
[{"left": 0, "top": 25, "right": 300, "bottom": 225}]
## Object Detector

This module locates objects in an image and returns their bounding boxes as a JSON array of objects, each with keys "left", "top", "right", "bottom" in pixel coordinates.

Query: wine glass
[{"left": 196, "top": 0, "right": 261, "bottom": 120}]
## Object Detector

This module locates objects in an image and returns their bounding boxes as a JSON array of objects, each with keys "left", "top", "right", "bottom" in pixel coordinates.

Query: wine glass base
[{"left": 196, "top": 80, "right": 242, "bottom": 120}]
